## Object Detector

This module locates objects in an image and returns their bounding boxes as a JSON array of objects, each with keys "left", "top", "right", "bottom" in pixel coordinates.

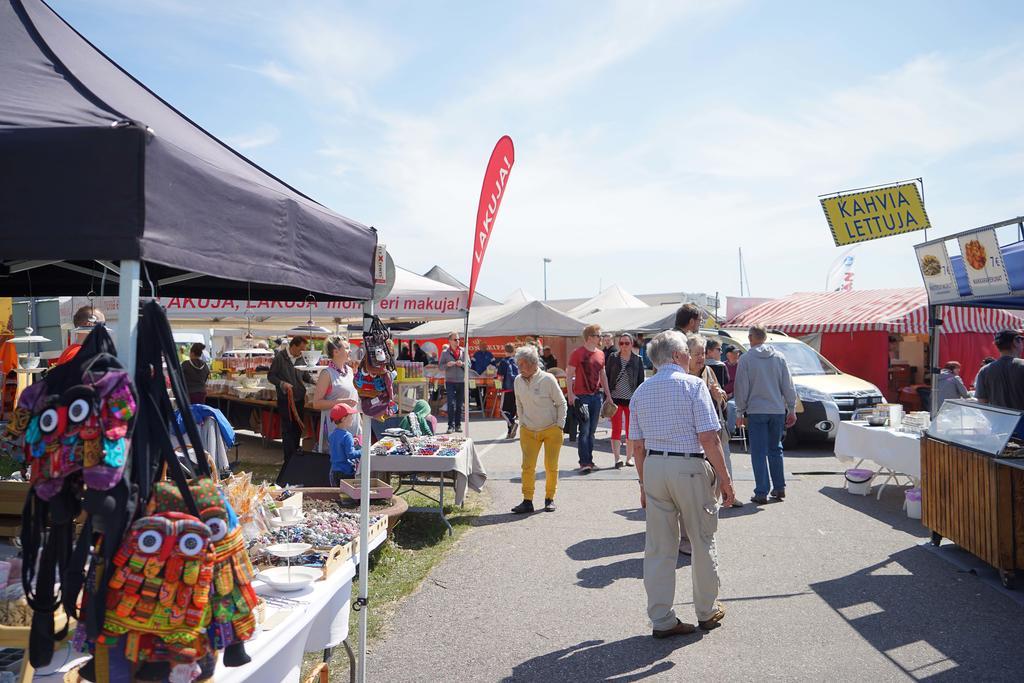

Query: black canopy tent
[
  {"left": 1, "top": 2, "right": 385, "bottom": 680},
  {"left": 0, "top": 0, "right": 377, "bottom": 302}
]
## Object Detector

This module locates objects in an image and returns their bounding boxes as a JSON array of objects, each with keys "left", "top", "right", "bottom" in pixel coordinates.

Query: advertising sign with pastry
[
  {"left": 821, "top": 182, "right": 931, "bottom": 246},
  {"left": 914, "top": 242, "right": 959, "bottom": 303},
  {"left": 957, "top": 228, "right": 1010, "bottom": 297}
]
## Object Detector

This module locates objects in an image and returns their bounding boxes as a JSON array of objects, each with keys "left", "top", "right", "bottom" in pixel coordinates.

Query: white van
[{"left": 703, "top": 329, "right": 884, "bottom": 446}]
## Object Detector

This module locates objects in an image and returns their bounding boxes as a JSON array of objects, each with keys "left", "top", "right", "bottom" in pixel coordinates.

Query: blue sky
[{"left": 49, "top": 0, "right": 1024, "bottom": 303}]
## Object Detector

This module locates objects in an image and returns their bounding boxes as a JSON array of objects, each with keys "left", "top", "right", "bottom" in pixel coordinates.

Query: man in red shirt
[{"left": 567, "top": 324, "right": 613, "bottom": 473}]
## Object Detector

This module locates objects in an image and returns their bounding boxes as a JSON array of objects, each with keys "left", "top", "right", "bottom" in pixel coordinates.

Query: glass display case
[{"left": 927, "top": 399, "right": 1023, "bottom": 456}]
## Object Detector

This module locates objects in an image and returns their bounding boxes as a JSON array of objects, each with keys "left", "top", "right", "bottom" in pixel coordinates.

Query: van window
[{"left": 771, "top": 342, "right": 839, "bottom": 376}]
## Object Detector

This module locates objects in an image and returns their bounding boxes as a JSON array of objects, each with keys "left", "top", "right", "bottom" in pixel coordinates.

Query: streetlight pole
[{"left": 543, "top": 257, "right": 552, "bottom": 300}]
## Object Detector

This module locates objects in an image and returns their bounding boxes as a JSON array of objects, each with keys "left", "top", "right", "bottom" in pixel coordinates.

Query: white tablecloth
[
  {"left": 214, "top": 529, "right": 386, "bottom": 683},
  {"left": 368, "top": 438, "right": 486, "bottom": 505},
  {"left": 834, "top": 421, "right": 922, "bottom": 480}
]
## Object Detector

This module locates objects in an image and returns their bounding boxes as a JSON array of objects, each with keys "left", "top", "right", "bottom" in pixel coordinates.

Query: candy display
[
  {"left": 248, "top": 504, "right": 379, "bottom": 553},
  {"left": 370, "top": 434, "right": 466, "bottom": 457}
]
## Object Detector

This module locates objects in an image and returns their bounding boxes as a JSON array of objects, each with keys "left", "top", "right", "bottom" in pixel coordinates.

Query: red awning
[{"left": 729, "top": 288, "right": 1024, "bottom": 335}]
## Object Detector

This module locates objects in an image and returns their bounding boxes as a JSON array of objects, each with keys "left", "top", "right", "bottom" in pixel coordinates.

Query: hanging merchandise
[
  {"left": 6, "top": 354, "right": 135, "bottom": 500},
  {"left": 0, "top": 324, "right": 140, "bottom": 670},
  {"left": 72, "top": 301, "right": 258, "bottom": 682},
  {"left": 97, "top": 511, "right": 215, "bottom": 674},
  {"left": 151, "top": 477, "right": 258, "bottom": 667},
  {"left": 355, "top": 314, "right": 397, "bottom": 418}
]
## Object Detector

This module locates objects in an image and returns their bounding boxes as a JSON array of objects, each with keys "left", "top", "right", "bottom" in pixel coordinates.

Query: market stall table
[
  {"left": 834, "top": 420, "right": 922, "bottom": 498},
  {"left": 368, "top": 438, "right": 486, "bottom": 534},
  {"left": 31, "top": 529, "right": 388, "bottom": 683}
]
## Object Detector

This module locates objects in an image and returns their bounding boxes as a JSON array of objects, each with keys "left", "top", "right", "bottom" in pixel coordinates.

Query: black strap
[{"left": 133, "top": 302, "right": 209, "bottom": 517}]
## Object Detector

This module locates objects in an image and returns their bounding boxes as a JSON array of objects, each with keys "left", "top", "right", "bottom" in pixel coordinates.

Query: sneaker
[
  {"left": 770, "top": 489, "right": 786, "bottom": 500},
  {"left": 652, "top": 618, "right": 697, "bottom": 639},
  {"left": 625, "top": 459, "right": 635, "bottom": 467},
  {"left": 614, "top": 461, "right": 624, "bottom": 469},
  {"left": 698, "top": 602, "right": 726, "bottom": 631},
  {"left": 544, "top": 498, "right": 556, "bottom": 512},
  {"left": 678, "top": 537, "right": 692, "bottom": 555},
  {"left": 510, "top": 423, "right": 519, "bottom": 439},
  {"left": 454, "top": 425, "right": 462, "bottom": 433},
  {"left": 750, "top": 495, "right": 769, "bottom": 504},
  {"left": 505, "top": 426, "right": 514, "bottom": 439},
  {"left": 511, "top": 500, "right": 534, "bottom": 514},
  {"left": 579, "top": 465, "right": 592, "bottom": 475},
  {"left": 730, "top": 499, "right": 745, "bottom": 508}
]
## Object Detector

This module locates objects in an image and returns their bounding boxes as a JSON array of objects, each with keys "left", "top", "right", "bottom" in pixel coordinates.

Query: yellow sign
[{"left": 821, "top": 182, "right": 930, "bottom": 246}]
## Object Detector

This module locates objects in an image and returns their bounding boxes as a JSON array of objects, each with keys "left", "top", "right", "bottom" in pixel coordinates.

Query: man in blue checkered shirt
[{"left": 629, "top": 330, "right": 735, "bottom": 638}]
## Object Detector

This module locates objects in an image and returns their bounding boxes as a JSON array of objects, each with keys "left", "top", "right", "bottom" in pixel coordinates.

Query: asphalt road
[{"left": 365, "top": 418, "right": 1024, "bottom": 682}]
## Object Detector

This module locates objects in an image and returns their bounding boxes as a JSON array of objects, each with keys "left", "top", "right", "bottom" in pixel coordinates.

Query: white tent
[
  {"left": 422, "top": 265, "right": 500, "bottom": 307},
  {"left": 567, "top": 284, "right": 648, "bottom": 317},
  {"left": 503, "top": 288, "right": 537, "bottom": 305},
  {"left": 396, "top": 300, "right": 584, "bottom": 339},
  {"left": 581, "top": 303, "right": 680, "bottom": 333},
  {"left": 474, "top": 300, "right": 586, "bottom": 337}
]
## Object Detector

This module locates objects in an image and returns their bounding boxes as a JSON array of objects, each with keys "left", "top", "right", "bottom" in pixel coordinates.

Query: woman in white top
[{"left": 311, "top": 336, "right": 360, "bottom": 451}]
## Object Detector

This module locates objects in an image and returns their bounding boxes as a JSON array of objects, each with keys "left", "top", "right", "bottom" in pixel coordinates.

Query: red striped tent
[{"left": 729, "top": 288, "right": 1024, "bottom": 393}]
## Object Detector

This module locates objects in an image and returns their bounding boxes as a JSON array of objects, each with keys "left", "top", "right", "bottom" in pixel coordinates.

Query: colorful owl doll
[
  {"left": 98, "top": 511, "right": 214, "bottom": 681},
  {"left": 153, "top": 478, "right": 259, "bottom": 667},
  {"left": 3, "top": 366, "right": 135, "bottom": 501}
]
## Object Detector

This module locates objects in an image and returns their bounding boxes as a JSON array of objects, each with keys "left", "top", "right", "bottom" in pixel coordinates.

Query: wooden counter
[{"left": 921, "top": 436, "right": 1024, "bottom": 588}]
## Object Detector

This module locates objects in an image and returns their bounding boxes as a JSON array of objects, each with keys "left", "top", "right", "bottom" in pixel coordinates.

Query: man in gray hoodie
[{"left": 734, "top": 324, "right": 797, "bottom": 504}]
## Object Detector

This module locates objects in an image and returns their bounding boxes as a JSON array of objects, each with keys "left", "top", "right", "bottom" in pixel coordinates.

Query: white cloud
[{"left": 224, "top": 124, "right": 279, "bottom": 151}]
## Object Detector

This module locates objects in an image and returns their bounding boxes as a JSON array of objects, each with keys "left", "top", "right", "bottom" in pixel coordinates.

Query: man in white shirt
[{"left": 629, "top": 330, "right": 734, "bottom": 638}]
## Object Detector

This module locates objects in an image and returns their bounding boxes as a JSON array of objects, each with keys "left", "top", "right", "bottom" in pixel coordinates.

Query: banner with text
[
  {"left": 468, "top": 136, "right": 515, "bottom": 309},
  {"left": 914, "top": 241, "right": 959, "bottom": 303},
  {"left": 821, "top": 182, "right": 931, "bottom": 246},
  {"left": 62, "top": 294, "right": 468, "bottom": 323},
  {"left": 957, "top": 228, "right": 1010, "bottom": 297}
]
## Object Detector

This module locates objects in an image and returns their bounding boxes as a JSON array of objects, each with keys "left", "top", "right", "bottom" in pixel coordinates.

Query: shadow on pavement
[
  {"left": 719, "top": 502, "right": 765, "bottom": 520},
  {"left": 810, "top": 546, "right": 1024, "bottom": 680},
  {"left": 469, "top": 512, "right": 539, "bottom": 528},
  {"left": 501, "top": 635, "right": 699, "bottom": 682},
  {"left": 566, "top": 532, "right": 644, "bottom": 561},
  {"left": 817, "top": 484, "right": 928, "bottom": 537},
  {"left": 567, "top": 532, "right": 695, "bottom": 589},
  {"left": 613, "top": 507, "right": 645, "bottom": 522}
]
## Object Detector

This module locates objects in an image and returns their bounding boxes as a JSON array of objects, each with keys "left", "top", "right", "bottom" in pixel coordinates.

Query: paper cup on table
[{"left": 889, "top": 404, "right": 903, "bottom": 429}]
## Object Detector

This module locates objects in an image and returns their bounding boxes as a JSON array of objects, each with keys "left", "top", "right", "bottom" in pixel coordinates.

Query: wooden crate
[
  {"left": 0, "top": 481, "right": 28, "bottom": 517},
  {"left": 338, "top": 478, "right": 393, "bottom": 501},
  {"left": 922, "top": 437, "right": 1024, "bottom": 586}
]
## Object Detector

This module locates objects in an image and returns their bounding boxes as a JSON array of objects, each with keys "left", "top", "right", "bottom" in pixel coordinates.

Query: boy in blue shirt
[{"left": 328, "top": 403, "right": 362, "bottom": 486}]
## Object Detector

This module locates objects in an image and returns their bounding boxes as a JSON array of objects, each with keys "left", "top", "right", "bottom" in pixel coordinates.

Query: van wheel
[{"left": 783, "top": 428, "right": 800, "bottom": 450}]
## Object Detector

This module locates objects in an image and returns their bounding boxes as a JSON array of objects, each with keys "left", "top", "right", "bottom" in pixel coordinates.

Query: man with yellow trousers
[{"left": 511, "top": 345, "right": 568, "bottom": 514}]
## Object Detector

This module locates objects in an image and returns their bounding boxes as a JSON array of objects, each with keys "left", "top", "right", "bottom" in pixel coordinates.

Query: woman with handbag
[
  {"left": 605, "top": 333, "right": 646, "bottom": 468},
  {"left": 311, "top": 336, "right": 360, "bottom": 451},
  {"left": 687, "top": 334, "right": 742, "bottom": 505}
]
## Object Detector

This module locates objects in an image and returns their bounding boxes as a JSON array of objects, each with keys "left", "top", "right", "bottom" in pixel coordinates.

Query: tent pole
[
  {"left": 463, "top": 310, "right": 470, "bottom": 437},
  {"left": 928, "top": 304, "right": 941, "bottom": 416},
  {"left": 357, "top": 301, "right": 373, "bottom": 683},
  {"left": 117, "top": 260, "right": 141, "bottom": 375}
]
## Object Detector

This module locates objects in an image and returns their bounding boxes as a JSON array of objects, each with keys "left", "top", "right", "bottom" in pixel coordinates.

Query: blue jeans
[
  {"left": 575, "top": 393, "right": 603, "bottom": 466},
  {"left": 446, "top": 382, "right": 464, "bottom": 430},
  {"left": 726, "top": 400, "right": 737, "bottom": 435},
  {"left": 747, "top": 413, "right": 786, "bottom": 497}
]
